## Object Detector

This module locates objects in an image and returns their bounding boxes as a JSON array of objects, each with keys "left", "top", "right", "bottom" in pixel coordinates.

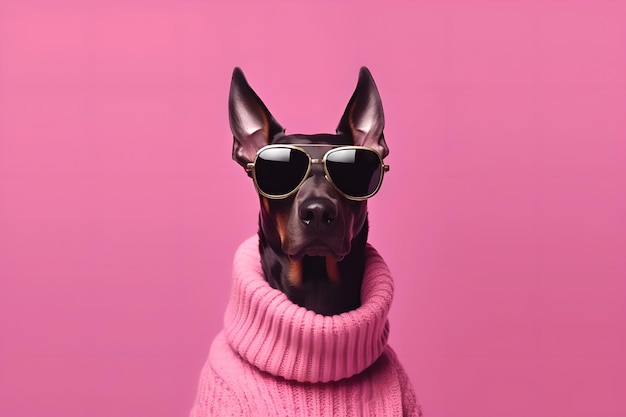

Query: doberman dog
[
  {"left": 229, "top": 67, "right": 389, "bottom": 316},
  {"left": 190, "top": 68, "right": 420, "bottom": 416}
]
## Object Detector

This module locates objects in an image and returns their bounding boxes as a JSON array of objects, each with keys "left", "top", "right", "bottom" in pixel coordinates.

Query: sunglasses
[{"left": 245, "top": 144, "right": 389, "bottom": 201}]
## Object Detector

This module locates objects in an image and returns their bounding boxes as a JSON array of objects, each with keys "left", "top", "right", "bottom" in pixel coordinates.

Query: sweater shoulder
[
  {"left": 382, "top": 346, "right": 422, "bottom": 417},
  {"left": 190, "top": 332, "right": 249, "bottom": 417}
]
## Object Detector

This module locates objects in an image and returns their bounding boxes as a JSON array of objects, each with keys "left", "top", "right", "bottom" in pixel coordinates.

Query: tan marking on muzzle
[
  {"left": 325, "top": 257, "right": 341, "bottom": 283},
  {"left": 275, "top": 212, "right": 288, "bottom": 244},
  {"left": 288, "top": 259, "right": 303, "bottom": 287}
]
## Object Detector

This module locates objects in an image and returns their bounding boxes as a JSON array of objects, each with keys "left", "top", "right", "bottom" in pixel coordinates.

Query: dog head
[{"left": 229, "top": 67, "right": 388, "bottom": 267}]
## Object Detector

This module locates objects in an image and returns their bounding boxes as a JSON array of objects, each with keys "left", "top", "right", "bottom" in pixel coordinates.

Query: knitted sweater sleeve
[
  {"left": 190, "top": 333, "right": 248, "bottom": 417},
  {"left": 190, "top": 374, "right": 243, "bottom": 417},
  {"left": 387, "top": 347, "right": 423, "bottom": 417},
  {"left": 189, "top": 358, "right": 245, "bottom": 417}
]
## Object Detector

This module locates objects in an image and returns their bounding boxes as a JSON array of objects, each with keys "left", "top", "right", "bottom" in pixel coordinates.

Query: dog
[
  {"left": 190, "top": 67, "right": 420, "bottom": 417},
  {"left": 230, "top": 66, "right": 389, "bottom": 316}
]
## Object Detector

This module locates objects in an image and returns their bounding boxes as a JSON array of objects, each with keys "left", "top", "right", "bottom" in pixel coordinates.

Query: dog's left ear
[{"left": 336, "top": 67, "right": 389, "bottom": 158}]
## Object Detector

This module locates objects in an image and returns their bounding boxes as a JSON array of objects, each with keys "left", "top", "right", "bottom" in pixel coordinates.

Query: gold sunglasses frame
[{"left": 245, "top": 144, "right": 390, "bottom": 201}]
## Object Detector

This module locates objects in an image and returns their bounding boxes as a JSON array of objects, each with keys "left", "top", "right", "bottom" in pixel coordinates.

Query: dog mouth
[{"left": 287, "top": 241, "right": 346, "bottom": 261}]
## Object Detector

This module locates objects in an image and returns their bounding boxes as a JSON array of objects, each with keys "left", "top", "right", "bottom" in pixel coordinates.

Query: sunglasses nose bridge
[
  {"left": 308, "top": 158, "right": 325, "bottom": 176},
  {"left": 292, "top": 159, "right": 342, "bottom": 202},
  {"left": 297, "top": 165, "right": 340, "bottom": 201}
]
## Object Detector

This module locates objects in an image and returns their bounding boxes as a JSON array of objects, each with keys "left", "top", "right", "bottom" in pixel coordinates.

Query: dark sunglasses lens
[
  {"left": 326, "top": 149, "right": 383, "bottom": 198},
  {"left": 255, "top": 147, "right": 309, "bottom": 196}
]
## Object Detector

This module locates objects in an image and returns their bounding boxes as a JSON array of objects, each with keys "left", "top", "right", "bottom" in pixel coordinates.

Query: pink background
[{"left": 1, "top": 1, "right": 625, "bottom": 416}]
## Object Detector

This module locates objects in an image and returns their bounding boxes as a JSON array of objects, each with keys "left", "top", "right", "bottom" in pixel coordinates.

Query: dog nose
[{"left": 299, "top": 198, "right": 337, "bottom": 228}]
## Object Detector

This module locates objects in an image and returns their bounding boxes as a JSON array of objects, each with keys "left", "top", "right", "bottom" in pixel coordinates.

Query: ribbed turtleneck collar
[{"left": 223, "top": 236, "right": 393, "bottom": 383}]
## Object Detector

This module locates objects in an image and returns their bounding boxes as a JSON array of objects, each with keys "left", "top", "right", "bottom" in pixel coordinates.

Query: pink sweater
[{"left": 190, "top": 236, "right": 421, "bottom": 416}]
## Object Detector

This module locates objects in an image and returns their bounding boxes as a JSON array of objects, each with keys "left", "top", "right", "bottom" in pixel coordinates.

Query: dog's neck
[{"left": 258, "top": 219, "right": 369, "bottom": 316}]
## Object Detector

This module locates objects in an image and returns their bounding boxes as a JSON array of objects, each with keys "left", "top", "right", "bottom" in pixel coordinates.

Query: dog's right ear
[{"left": 229, "top": 68, "right": 285, "bottom": 167}]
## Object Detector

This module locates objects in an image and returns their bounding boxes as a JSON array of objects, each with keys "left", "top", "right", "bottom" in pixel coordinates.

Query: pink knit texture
[{"left": 190, "top": 236, "right": 421, "bottom": 416}]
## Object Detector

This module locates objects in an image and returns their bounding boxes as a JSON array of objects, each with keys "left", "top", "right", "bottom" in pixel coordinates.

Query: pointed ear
[
  {"left": 336, "top": 67, "right": 388, "bottom": 158},
  {"left": 229, "top": 67, "right": 285, "bottom": 167}
]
